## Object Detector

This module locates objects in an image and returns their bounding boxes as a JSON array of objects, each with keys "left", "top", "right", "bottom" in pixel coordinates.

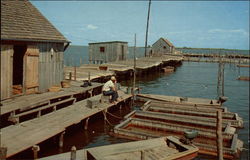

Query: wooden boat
[
  {"left": 162, "top": 66, "right": 175, "bottom": 73},
  {"left": 113, "top": 114, "right": 243, "bottom": 159},
  {"left": 125, "top": 96, "right": 244, "bottom": 159},
  {"left": 236, "top": 64, "right": 250, "bottom": 68},
  {"left": 39, "top": 136, "right": 198, "bottom": 160},
  {"left": 86, "top": 136, "right": 198, "bottom": 160},
  {"left": 237, "top": 76, "right": 250, "bottom": 81},
  {"left": 137, "top": 94, "right": 222, "bottom": 107},
  {"left": 141, "top": 101, "right": 243, "bottom": 128}
]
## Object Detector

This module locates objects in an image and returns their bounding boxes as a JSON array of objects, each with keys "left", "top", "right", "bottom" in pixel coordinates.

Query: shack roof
[
  {"left": 89, "top": 41, "right": 128, "bottom": 45},
  {"left": 1, "top": 0, "right": 69, "bottom": 43},
  {"left": 153, "top": 38, "right": 174, "bottom": 47}
]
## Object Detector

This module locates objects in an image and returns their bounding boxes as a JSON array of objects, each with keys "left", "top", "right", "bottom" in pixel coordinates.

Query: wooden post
[
  {"left": 37, "top": 110, "right": 41, "bottom": 118},
  {"left": 59, "top": 131, "right": 65, "bottom": 148},
  {"left": 32, "top": 145, "right": 40, "bottom": 160},
  {"left": 74, "top": 66, "right": 76, "bottom": 81},
  {"left": 70, "top": 146, "right": 76, "bottom": 160},
  {"left": 84, "top": 117, "right": 90, "bottom": 130},
  {"left": 69, "top": 72, "right": 72, "bottom": 80},
  {"left": 217, "top": 110, "right": 224, "bottom": 160},
  {"left": 221, "top": 63, "right": 225, "bottom": 96},
  {"left": 141, "top": 150, "right": 145, "bottom": 160},
  {"left": 88, "top": 72, "right": 90, "bottom": 83},
  {"left": 0, "top": 147, "right": 7, "bottom": 160}
]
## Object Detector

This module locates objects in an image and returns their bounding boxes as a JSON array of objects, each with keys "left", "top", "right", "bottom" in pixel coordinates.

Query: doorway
[
  {"left": 121, "top": 45, "right": 124, "bottom": 60},
  {"left": 13, "top": 45, "right": 26, "bottom": 94}
]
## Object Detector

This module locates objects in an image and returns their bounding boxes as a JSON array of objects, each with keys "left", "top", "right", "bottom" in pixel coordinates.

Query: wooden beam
[
  {"left": 84, "top": 118, "right": 90, "bottom": 130},
  {"left": 59, "top": 131, "right": 65, "bottom": 148},
  {"left": 32, "top": 145, "right": 40, "bottom": 160},
  {"left": 0, "top": 147, "right": 7, "bottom": 160},
  {"left": 70, "top": 146, "right": 76, "bottom": 160},
  {"left": 217, "top": 110, "right": 224, "bottom": 160},
  {"left": 141, "top": 150, "right": 145, "bottom": 160}
]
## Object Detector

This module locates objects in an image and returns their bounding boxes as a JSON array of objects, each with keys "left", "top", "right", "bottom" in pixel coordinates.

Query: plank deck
[
  {"left": 1, "top": 90, "right": 132, "bottom": 158},
  {"left": 0, "top": 82, "right": 103, "bottom": 115}
]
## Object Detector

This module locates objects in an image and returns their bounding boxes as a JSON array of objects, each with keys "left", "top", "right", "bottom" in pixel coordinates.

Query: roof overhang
[{"left": 1, "top": 38, "right": 70, "bottom": 44}]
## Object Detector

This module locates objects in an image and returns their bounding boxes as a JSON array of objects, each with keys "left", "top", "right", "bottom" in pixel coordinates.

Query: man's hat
[{"left": 111, "top": 76, "right": 116, "bottom": 81}]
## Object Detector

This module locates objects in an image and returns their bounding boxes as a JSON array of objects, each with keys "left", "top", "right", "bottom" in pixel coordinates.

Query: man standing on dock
[{"left": 102, "top": 76, "right": 119, "bottom": 104}]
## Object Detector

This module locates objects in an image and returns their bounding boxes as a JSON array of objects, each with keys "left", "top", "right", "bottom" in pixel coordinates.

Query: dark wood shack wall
[
  {"left": 0, "top": 42, "right": 64, "bottom": 100},
  {"left": 38, "top": 42, "right": 64, "bottom": 92},
  {"left": 0, "top": 45, "right": 13, "bottom": 100}
]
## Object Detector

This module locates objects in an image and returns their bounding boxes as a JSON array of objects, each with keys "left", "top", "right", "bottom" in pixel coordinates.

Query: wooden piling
[
  {"left": 70, "top": 146, "right": 76, "bottom": 160},
  {"left": 0, "top": 147, "right": 7, "bottom": 160},
  {"left": 84, "top": 117, "right": 90, "bottom": 130},
  {"left": 141, "top": 150, "right": 145, "bottom": 160},
  {"left": 217, "top": 110, "right": 224, "bottom": 160},
  {"left": 69, "top": 72, "right": 72, "bottom": 80},
  {"left": 74, "top": 66, "right": 76, "bottom": 81},
  {"left": 59, "top": 131, "right": 65, "bottom": 148},
  {"left": 32, "top": 145, "right": 40, "bottom": 160}
]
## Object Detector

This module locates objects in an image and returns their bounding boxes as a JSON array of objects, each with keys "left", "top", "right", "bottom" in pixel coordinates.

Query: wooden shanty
[
  {"left": 0, "top": 0, "right": 70, "bottom": 100},
  {"left": 89, "top": 41, "right": 128, "bottom": 64},
  {"left": 151, "top": 37, "right": 175, "bottom": 55}
]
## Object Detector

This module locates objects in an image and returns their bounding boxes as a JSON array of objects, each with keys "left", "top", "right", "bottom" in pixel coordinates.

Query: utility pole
[
  {"left": 133, "top": 34, "right": 137, "bottom": 105},
  {"left": 144, "top": 0, "right": 151, "bottom": 57}
]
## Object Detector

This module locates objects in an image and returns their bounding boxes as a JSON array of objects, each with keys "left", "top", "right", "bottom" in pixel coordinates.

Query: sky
[{"left": 31, "top": 1, "right": 249, "bottom": 50}]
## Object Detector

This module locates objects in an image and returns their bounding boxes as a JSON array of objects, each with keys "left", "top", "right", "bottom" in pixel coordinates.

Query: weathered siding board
[
  {"left": 38, "top": 43, "right": 64, "bottom": 92},
  {"left": 152, "top": 38, "right": 175, "bottom": 55},
  {"left": 89, "top": 41, "right": 128, "bottom": 64},
  {"left": 1, "top": 45, "right": 13, "bottom": 100}
]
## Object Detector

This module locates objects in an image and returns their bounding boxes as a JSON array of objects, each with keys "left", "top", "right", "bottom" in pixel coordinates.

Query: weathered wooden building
[
  {"left": 1, "top": 0, "right": 70, "bottom": 100},
  {"left": 89, "top": 41, "right": 128, "bottom": 64},
  {"left": 151, "top": 38, "right": 175, "bottom": 55}
]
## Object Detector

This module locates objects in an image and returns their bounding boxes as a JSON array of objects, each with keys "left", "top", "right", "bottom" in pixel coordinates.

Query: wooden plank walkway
[
  {"left": 1, "top": 90, "right": 132, "bottom": 158},
  {"left": 0, "top": 82, "right": 102, "bottom": 115},
  {"left": 64, "top": 65, "right": 115, "bottom": 81}
]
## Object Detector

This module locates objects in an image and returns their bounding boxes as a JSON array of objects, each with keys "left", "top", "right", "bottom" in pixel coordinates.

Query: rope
[
  {"left": 106, "top": 111, "right": 123, "bottom": 119},
  {"left": 102, "top": 110, "right": 116, "bottom": 126}
]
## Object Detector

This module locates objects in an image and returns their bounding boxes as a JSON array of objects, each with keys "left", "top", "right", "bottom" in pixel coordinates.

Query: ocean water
[
  {"left": 129, "top": 62, "right": 249, "bottom": 159},
  {"left": 64, "top": 45, "right": 249, "bottom": 66}
]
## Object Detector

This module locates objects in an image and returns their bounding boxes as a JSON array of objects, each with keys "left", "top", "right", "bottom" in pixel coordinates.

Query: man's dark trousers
[{"left": 103, "top": 90, "right": 118, "bottom": 102}]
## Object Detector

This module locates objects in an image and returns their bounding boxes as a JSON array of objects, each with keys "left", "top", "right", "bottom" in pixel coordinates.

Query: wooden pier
[
  {"left": 163, "top": 53, "right": 250, "bottom": 64},
  {"left": 0, "top": 83, "right": 132, "bottom": 158},
  {"left": 1, "top": 81, "right": 102, "bottom": 116},
  {"left": 64, "top": 55, "right": 183, "bottom": 82}
]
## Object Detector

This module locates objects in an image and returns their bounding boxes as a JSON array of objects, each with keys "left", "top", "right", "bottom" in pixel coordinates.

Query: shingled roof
[
  {"left": 162, "top": 38, "right": 174, "bottom": 47},
  {"left": 1, "top": 0, "right": 69, "bottom": 43}
]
